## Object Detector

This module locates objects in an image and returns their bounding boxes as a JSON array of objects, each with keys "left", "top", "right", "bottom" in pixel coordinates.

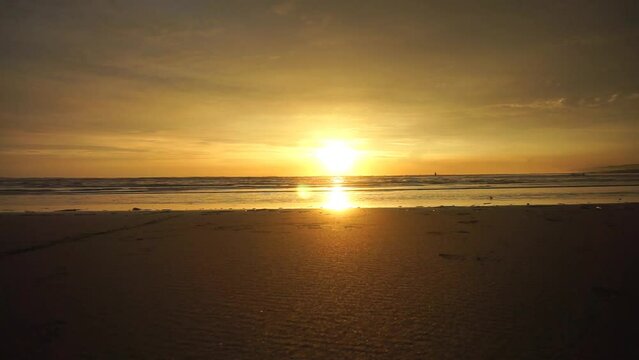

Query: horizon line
[{"left": 1, "top": 170, "right": 635, "bottom": 180}]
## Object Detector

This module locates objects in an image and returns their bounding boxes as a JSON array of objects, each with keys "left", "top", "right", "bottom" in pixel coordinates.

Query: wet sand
[{"left": 1, "top": 204, "right": 638, "bottom": 359}]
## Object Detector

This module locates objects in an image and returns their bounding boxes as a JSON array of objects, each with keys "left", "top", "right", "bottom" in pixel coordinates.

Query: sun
[{"left": 315, "top": 140, "right": 358, "bottom": 175}]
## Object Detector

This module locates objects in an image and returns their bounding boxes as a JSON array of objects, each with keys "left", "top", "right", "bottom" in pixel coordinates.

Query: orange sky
[{"left": 1, "top": 1, "right": 638, "bottom": 177}]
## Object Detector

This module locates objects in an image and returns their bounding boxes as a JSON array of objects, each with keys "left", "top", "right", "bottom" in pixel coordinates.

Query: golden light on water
[
  {"left": 323, "top": 185, "right": 353, "bottom": 211},
  {"left": 296, "top": 184, "right": 311, "bottom": 199},
  {"left": 315, "top": 140, "right": 358, "bottom": 175},
  {"left": 296, "top": 181, "right": 355, "bottom": 211}
]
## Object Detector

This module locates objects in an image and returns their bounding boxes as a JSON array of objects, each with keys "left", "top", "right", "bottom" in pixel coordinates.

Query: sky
[{"left": 1, "top": 0, "right": 638, "bottom": 177}]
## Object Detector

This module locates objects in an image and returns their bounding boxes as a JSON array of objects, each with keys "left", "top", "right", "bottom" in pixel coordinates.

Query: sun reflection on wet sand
[{"left": 323, "top": 185, "right": 353, "bottom": 211}]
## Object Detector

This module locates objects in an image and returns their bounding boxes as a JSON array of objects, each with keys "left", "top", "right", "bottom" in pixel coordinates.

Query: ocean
[{"left": 0, "top": 173, "right": 638, "bottom": 211}]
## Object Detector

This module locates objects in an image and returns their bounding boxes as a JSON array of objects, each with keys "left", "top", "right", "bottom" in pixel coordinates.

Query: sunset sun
[{"left": 315, "top": 141, "right": 358, "bottom": 175}]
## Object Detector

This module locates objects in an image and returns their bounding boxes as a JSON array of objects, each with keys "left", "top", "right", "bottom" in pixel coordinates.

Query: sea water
[{"left": 0, "top": 173, "right": 638, "bottom": 211}]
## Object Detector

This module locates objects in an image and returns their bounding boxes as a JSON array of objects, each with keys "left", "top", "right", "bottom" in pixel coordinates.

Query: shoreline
[
  {"left": 2, "top": 174, "right": 638, "bottom": 213},
  {"left": 1, "top": 201, "right": 637, "bottom": 214}
]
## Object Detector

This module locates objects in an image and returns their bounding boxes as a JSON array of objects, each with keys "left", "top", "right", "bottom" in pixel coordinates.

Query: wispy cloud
[
  {"left": 492, "top": 98, "right": 567, "bottom": 110},
  {"left": 271, "top": 0, "right": 297, "bottom": 16}
]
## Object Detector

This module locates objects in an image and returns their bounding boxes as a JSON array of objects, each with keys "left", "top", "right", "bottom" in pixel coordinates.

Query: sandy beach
[{"left": 1, "top": 204, "right": 638, "bottom": 359}]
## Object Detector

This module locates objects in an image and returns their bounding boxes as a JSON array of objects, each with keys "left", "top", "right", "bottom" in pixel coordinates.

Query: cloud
[
  {"left": 1, "top": 0, "right": 638, "bottom": 175},
  {"left": 271, "top": 1, "right": 297, "bottom": 16},
  {"left": 0, "top": 144, "right": 150, "bottom": 155},
  {"left": 491, "top": 92, "right": 636, "bottom": 111},
  {"left": 494, "top": 98, "right": 567, "bottom": 110}
]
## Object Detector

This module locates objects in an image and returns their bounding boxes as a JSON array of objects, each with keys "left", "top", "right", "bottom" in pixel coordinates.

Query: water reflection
[
  {"left": 296, "top": 184, "right": 312, "bottom": 199},
  {"left": 295, "top": 178, "right": 356, "bottom": 210},
  {"left": 323, "top": 185, "right": 353, "bottom": 211}
]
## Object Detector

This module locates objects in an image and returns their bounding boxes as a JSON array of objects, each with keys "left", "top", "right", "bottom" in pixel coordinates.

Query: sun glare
[
  {"left": 315, "top": 141, "right": 358, "bottom": 175},
  {"left": 323, "top": 186, "right": 352, "bottom": 211}
]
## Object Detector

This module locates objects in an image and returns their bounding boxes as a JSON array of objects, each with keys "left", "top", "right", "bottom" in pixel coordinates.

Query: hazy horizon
[
  {"left": 2, "top": 164, "right": 639, "bottom": 179},
  {"left": 1, "top": 1, "right": 638, "bottom": 177}
]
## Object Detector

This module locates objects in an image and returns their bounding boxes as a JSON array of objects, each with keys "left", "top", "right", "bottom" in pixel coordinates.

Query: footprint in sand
[
  {"left": 458, "top": 220, "right": 478, "bottom": 224},
  {"left": 33, "top": 320, "right": 66, "bottom": 345},
  {"left": 592, "top": 286, "right": 628, "bottom": 300},
  {"left": 438, "top": 253, "right": 466, "bottom": 260},
  {"left": 475, "top": 256, "right": 502, "bottom": 263},
  {"left": 34, "top": 267, "right": 68, "bottom": 286}
]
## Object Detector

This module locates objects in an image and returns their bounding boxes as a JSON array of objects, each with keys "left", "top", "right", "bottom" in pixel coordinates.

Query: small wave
[{"left": 1, "top": 174, "right": 638, "bottom": 196}]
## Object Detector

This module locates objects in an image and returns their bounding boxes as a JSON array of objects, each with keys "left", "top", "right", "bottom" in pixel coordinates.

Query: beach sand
[{"left": 1, "top": 204, "right": 638, "bottom": 359}]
